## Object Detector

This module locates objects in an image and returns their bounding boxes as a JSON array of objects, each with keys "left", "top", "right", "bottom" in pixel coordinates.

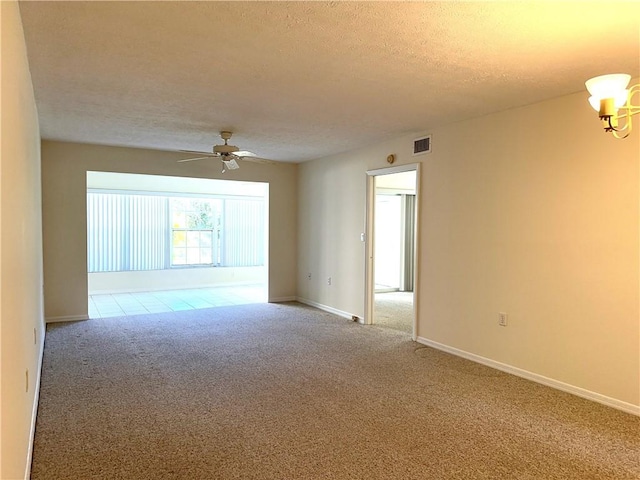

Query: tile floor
[{"left": 89, "top": 284, "right": 267, "bottom": 319}]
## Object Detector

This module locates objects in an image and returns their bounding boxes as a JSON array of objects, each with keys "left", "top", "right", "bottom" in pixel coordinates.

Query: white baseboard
[
  {"left": 45, "top": 314, "right": 89, "bottom": 324},
  {"left": 269, "top": 296, "right": 297, "bottom": 303},
  {"left": 296, "top": 297, "right": 355, "bottom": 321},
  {"left": 417, "top": 336, "right": 639, "bottom": 417},
  {"left": 25, "top": 329, "right": 45, "bottom": 479}
]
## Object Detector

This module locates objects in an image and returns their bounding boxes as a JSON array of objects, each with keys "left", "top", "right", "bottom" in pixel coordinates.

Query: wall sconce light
[{"left": 585, "top": 73, "right": 639, "bottom": 138}]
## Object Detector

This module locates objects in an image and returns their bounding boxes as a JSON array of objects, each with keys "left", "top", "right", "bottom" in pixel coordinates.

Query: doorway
[{"left": 365, "top": 165, "right": 419, "bottom": 338}]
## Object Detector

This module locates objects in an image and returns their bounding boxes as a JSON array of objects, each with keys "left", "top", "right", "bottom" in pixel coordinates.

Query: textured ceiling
[{"left": 18, "top": 1, "right": 640, "bottom": 162}]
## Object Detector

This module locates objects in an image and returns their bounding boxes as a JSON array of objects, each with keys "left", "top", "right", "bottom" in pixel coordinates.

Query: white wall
[
  {"left": 88, "top": 267, "right": 265, "bottom": 295},
  {"left": 42, "top": 141, "right": 297, "bottom": 321},
  {"left": 297, "top": 157, "right": 369, "bottom": 314},
  {"left": 298, "top": 89, "right": 639, "bottom": 411},
  {"left": 87, "top": 170, "right": 268, "bottom": 196},
  {"left": 0, "top": 2, "right": 45, "bottom": 478}
]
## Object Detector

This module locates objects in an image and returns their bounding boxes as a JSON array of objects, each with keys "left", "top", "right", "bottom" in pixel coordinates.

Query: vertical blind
[
  {"left": 87, "top": 193, "right": 168, "bottom": 272},
  {"left": 400, "top": 194, "right": 416, "bottom": 292},
  {"left": 87, "top": 191, "right": 265, "bottom": 273},
  {"left": 223, "top": 199, "right": 265, "bottom": 267}
]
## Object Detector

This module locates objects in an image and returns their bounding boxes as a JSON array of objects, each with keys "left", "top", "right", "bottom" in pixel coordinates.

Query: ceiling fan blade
[
  {"left": 233, "top": 150, "right": 258, "bottom": 157},
  {"left": 177, "top": 149, "right": 220, "bottom": 163},
  {"left": 177, "top": 156, "right": 213, "bottom": 163},
  {"left": 178, "top": 149, "right": 218, "bottom": 156}
]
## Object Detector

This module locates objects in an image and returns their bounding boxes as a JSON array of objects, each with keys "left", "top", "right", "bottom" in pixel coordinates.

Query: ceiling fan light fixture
[{"left": 222, "top": 158, "right": 240, "bottom": 170}]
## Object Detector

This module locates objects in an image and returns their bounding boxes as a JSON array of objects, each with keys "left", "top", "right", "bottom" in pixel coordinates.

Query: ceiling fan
[{"left": 178, "top": 131, "right": 271, "bottom": 173}]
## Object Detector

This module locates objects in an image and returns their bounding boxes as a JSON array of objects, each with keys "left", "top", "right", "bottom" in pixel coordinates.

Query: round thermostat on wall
[{"left": 386, "top": 154, "right": 395, "bottom": 164}]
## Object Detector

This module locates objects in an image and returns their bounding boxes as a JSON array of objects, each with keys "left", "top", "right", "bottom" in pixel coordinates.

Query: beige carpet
[
  {"left": 374, "top": 291, "right": 413, "bottom": 334},
  {"left": 31, "top": 302, "right": 639, "bottom": 479}
]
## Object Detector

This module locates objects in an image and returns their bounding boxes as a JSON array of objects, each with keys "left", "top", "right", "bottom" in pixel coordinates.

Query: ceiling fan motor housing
[
  {"left": 214, "top": 131, "right": 239, "bottom": 154},
  {"left": 214, "top": 144, "right": 239, "bottom": 154}
]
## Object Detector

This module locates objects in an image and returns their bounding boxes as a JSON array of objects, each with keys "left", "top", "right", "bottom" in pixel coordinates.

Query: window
[
  {"left": 170, "top": 198, "right": 221, "bottom": 266},
  {"left": 87, "top": 191, "right": 265, "bottom": 273}
]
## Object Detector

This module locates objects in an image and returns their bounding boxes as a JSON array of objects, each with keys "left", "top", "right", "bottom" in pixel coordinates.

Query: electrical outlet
[
  {"left": 498, "top": 312, "right": 508, "bottom": 327},
  {"left": 327, "top": 277, "right": 332, "bottom": 285}
]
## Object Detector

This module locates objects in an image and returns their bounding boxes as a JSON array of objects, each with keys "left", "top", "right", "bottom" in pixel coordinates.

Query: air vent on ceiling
[{"left": 413, "top": 135, "right": 432, "bottom": 156}]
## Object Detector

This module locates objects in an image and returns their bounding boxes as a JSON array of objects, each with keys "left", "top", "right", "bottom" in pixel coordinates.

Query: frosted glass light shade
[{"left": 585, "top": 74, "right": 631, "bottom": 111}]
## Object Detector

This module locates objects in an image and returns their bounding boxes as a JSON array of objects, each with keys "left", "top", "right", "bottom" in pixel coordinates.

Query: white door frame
[{"left": 365, "top": 163, "right": 421, "bottom": 341}]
